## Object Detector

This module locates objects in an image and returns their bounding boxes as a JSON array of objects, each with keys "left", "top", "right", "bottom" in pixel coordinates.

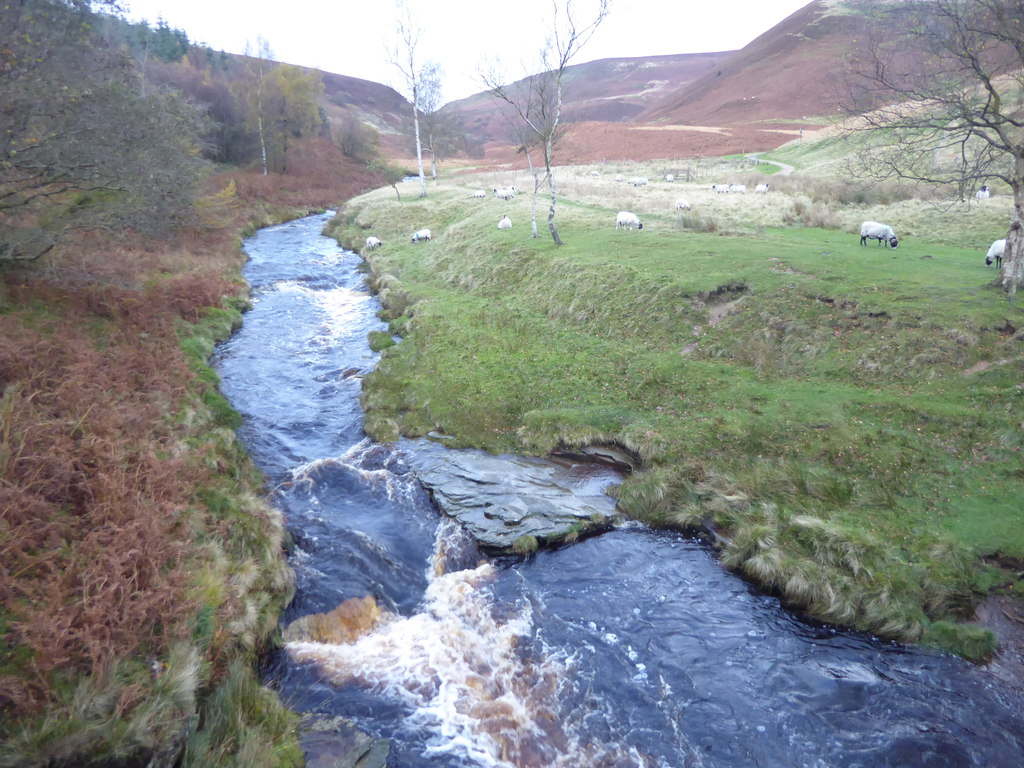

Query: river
[{"left": 214, "top": 212, "right": 1024, "bottom": 768}]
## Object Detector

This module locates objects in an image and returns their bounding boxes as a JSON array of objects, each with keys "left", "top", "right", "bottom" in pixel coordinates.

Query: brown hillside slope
[
  {"left": 320, "top": 69, "right": 409, "bottom": 134},
  {"left": 439, "top": 1, "right": 882, "bottom": 164},
  {"left": 636, "top": 0, "right": 871, "bottom": 127},
  {"left": 441, "top": 52, "right": 729, "bottom": 147}
]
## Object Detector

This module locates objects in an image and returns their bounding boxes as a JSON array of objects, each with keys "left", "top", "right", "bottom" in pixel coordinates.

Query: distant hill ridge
[
  {"left": 187, "top": 0, "right": 881, "bottom": 163},
  {"left": 635, "top": 0, "right": 868, "bottom": 126},
  {"left": 428, "top": 0, "right": 877, "bottom": 161}
]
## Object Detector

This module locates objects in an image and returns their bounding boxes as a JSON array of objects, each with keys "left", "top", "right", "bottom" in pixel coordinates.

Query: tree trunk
[
  {"left": 257, "top": 111, "right": 269, "bottom": 176},
  {"left": 530, "top": 180, "right": 540, "bottom": 239},
  {"left": 412, "top": 96, "right": 427, "bottom": 198},
  {"left": 523, "top": 147, "right": 540, "bottom": 238},
  {"left": 255, "top": 56, "right": 269, "bottom": 175},
  {"left": 544, "top": 138, "right": 561, "bottom": 246},
  {"left": 1002, "top": 187, "right": 1024, "bottom": 298},
  {"left": 547, "top": 176, "right": 561, "bottom": 245}
]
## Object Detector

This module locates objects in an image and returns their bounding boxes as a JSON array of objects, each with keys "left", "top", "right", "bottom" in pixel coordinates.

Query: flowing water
[{"left": 214, "top": 212, "right": 1024, "bottom": 768}]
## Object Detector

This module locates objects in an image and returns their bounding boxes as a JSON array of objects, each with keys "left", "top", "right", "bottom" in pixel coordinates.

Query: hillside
[
  {"left": 441, "top": 52, "right": 728, "bottom": 146},
  {"left": 636, "top": 0, "right": 867, "bottom": 127},
  {"left": 436, "top": 0, "right": 884, "bottom": 165},
  {"left": 319, "top": 69, "right": 409, "bottom": 137}
]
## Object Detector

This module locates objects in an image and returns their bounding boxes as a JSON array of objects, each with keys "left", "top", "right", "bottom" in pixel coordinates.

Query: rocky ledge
[{"left": 400, "top": 438, "right": 625, "bottom": 554}]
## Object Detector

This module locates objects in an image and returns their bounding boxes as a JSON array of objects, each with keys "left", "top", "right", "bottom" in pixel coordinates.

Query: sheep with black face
[{"left": 860, "top": 221, "right": 898, "bottom": 248}]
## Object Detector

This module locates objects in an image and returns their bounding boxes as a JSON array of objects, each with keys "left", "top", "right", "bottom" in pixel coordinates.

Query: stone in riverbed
[
  {"left": 400, "top": 438, "right": 624, "bottom": 554},
  {"left": 299, "top": 715, "right": 390, "bottom": 768}
]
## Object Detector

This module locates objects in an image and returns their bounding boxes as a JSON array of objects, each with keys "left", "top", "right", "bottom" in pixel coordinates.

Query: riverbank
[
  {"left": 326, "top": 168, "right": 1024, "bottom": 663},
  {"left": 0, "top": 164, "right": 382, "bottom": 767}
]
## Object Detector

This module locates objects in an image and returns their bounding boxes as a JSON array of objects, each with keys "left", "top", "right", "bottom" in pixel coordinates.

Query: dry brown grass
[
  {"left": 0, "top": 275, "right": 231, "bottom": 714},
  {"left": 0, "top": 143, "right": 375, "bottom": 716}
]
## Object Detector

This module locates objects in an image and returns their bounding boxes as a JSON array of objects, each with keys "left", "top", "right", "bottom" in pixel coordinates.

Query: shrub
[{"left": 677, "top": 213, "right": 720, "bottom": 233}]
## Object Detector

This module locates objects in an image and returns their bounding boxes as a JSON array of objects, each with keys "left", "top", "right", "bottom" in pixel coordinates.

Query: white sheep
[
  {"left": 411, "top": 228, "right": 431, "bottom": 243},
  {"left": 498, "top": 215, "right": 512, "bottom": 230},
  {"left": 986, "top": 238, "right": 1005, "bottom": 268},
  {"left": 860, "top": 221, "right": 898, "bottom": 248},
  {"left": 629, "top": 177, "right": 649, "bottom": 187},
  {"left": 615, "top": 174, "right": 625, "bottom": 182},
  {"left": 674, "top": 198, "right": 691, "bottom": 211},
  {"left": 365, "top": 236, "right": 382, "bottom": 250},
  {"left": 729, "top": 184, "right": 747, "bottom": 194},
  {"left": 976, "top": 185, "right": 990, "bottom": 201},
  {"left": 494, "top": 186, "right": 516, "bottom": 200},
  {"left": 590, "top": 170, "right": 600, "bottom": 177},
  {"left": 615, "top": 211, "right": 643, "bottom": 230},
  {"left": 472, "top": 189, "right": 486, "bottom": 198},
  {"left": 755, "top": 183, "right": 770, "bottom": 194},
  {"left": 664, "top": 174, "right": 675, "bottom": 182},
  {"left": 712, "top": 184, "right": 729, "bottom": 193}
]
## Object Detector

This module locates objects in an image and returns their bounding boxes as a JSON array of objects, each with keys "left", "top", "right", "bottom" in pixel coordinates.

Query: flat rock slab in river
[{"left": 401, "top": 438, "right": 624, "bottom": 553}]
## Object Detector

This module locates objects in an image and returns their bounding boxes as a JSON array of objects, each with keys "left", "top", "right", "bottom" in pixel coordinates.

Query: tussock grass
[
  {"left": 328, "top": 169, "right": 1024, "bottom": 660},
  {"left": 183, "top": 659, "right": 302, "bottom": 768}
]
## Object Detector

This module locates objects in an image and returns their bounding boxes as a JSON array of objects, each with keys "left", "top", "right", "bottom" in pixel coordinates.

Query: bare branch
[
  {"left": 481, "top": 0, "right": 610, "bottom": 245},
  {"left": 846, "top": 0, "right": 1024, "bottom": 290}
]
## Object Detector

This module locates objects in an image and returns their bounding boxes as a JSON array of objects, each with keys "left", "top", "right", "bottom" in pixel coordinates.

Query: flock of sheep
[
  {"left": 606, "top": 174, "right": 770, "bottom": 238},
  {"left": 362, "top": 176, "right": 1007, "bottom": 269},
  {"left": 857, "top": 189, "right": 1007, "bottom": 269}
]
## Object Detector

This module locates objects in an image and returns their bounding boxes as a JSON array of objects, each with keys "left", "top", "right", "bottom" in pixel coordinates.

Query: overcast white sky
[{"left": 122, "top": 0, "right": 814, "bottom": 104}]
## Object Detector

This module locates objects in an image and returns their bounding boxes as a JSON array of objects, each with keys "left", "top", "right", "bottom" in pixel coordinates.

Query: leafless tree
[
  {"left": 418, "top": 61, "right": 444, "bottom": 180},
  {"left": 482, "top": 0, "right": 610, "bottom": 245},
  {"left": 496, "top": 79, "right": 567, "bottom": 239},
  {"left": 242, "top": 36, "right": 275, "bottom": 175},
  {"left": 387, "top": 1, "right": 428, "bottom": 197},
  {"left": 846, "top": 0, "right": 1024, "bottom": 297}
]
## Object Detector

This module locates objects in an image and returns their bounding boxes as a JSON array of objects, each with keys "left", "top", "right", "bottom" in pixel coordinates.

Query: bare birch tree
[
  {"left": 495, "top": 77, "right": 566, "bottom": 239},
  {"left": 483, "top": 0, "right": 610, "bottom": 245},
  {"left": 387, "top": 1, "right": 428, "bottom": 198},
  {"left": 243, "top": 36, "right": 274, "bottom": 176},
  {"left": 846, "top": 0, "right": 1024, "bottom": 298},
  {"left": 418, "top": 62, "right": 444, "bottom": 180}
]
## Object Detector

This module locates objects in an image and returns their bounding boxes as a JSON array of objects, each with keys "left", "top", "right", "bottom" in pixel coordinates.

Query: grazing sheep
[
  {"left": 664, "top": 174, "right": 675, "bottom": 182},
  {"left": 860, "top": 221, "right": 898, "bottom": 248},
  {"left": 986, "top": 238, "right": 1005, "bottom": 268},
  {"left": 674, "top": 198, "right": 691, "bottom": 211},
  {"left": 615, "top": 211, "right": 643, "bottom": 230},
  {"left": 615, "top": 174, "right": 625, "bottom": 182},
  {"left": 976, "top": 185, "right": 990, "bottom": 201},
  {"left": 411, "top": 228, "right": 431, "bottom": 243},
  {"left": 498, "top": 215, "right": 512, "bottom": 230},
  {"left": 590, "top": 170, "right": 600, "bottom": 177},
  {"left": 629, "top": 177, "right": 649, "bottom": 187},
  {"left": 712, "top": 184, "right": 730, "bottom": 193},
  {"left": 365, "top": 236, "right": 382, "bottom": 250},
  {"left": 755, "top": 183, "right": 770, "bottom": 194},
  {"left": 472, "top": 189, "right": 487, "bottom": 198},
  {"left": 494, "top": 186, "right": 516, "bottom": 201},
  {"left": 729, "top": 184, "right": 747, "bottom": 194}
]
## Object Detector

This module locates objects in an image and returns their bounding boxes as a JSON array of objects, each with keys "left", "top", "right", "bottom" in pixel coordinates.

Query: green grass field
[{"left": 326, "top": 167, "right": 1022, "bottom": 660}]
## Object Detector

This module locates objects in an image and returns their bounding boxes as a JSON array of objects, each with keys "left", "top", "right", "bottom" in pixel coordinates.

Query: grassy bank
[{"left": 327, "top": 170, "right": 1022, "bottom": 661}]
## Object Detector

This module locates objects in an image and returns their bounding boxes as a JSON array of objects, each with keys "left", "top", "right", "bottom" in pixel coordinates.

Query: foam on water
[{"left": 287, "top": 522, "right": 676, "bottom": 768}]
